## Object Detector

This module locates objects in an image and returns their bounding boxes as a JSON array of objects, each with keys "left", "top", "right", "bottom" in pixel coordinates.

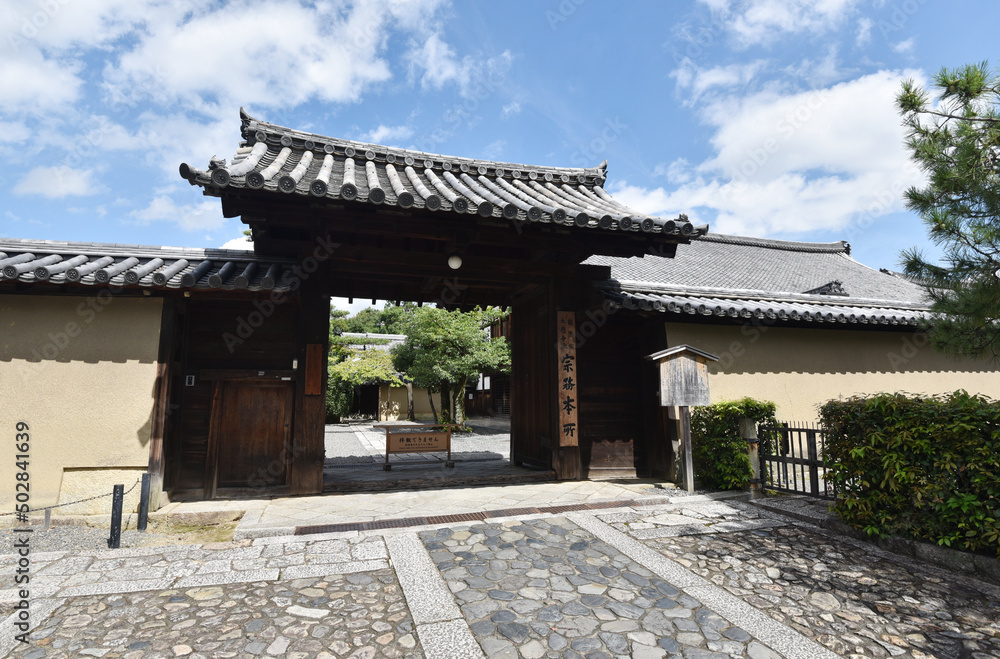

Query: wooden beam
[
  {"left": 147, "top": 298, "right": 176, "bottom": 511},
  {"left": 203, "top": 380, "right": 224, "bottom": 500},
  {"left": 290, "top": 266, "right": 330, "bottom": 495}
]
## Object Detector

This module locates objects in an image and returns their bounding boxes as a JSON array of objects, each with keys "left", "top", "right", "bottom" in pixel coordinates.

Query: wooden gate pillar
[
  {"left": 147, "top": 298, "right": 177, "bottom": 511},
  {"left": 290, "top": 263, "right": 330, "bottom": 495}
]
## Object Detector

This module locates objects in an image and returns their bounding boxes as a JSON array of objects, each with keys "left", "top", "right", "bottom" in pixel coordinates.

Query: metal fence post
[
  {"left": 107, "top": 484, "right": 123, "bottom": 549},
  {"left": 138, "top": 473, "right": 150, "bottom": 532}
]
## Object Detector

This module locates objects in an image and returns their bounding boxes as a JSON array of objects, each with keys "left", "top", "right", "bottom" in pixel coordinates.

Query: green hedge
[
  {"left": 691, "top": 398, "right": 776, "bottom": 490},
  {"left": 820, "top": 391, "right": 1000, "bottom": 556}
]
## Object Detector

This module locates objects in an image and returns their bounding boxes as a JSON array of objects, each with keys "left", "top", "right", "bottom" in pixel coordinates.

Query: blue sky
[{"left": 2, "top": 0, "right": 996, "bottom": 313}]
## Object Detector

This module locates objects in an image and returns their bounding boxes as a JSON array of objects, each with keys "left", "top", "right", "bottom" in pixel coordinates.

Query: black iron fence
[{"left": 758, "top": 422, "right": 835, "bottom": 499}]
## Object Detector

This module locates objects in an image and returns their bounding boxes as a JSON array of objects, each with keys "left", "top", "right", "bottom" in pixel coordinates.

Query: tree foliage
[
  {"left": 326, "top": 306, "right": 404, "bottom": 421},
  {"left": 391, "top": 306, "right": 510, "bottom": 423},
  {"left": 690, "top": 398, "right": 776, "bottom": 490},
  {"left": 898, "top": 61, "right": 1000, "bottom": 359},
  {"left": 341, "top": 302, "right": 416, "bottom": 334},
  {"left": 821, "top": 391, "right": 1000, "bottom": 556}
]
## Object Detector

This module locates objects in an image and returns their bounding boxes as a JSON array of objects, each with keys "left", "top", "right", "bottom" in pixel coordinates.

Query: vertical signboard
[{"left": 557, "top": 311, "right": 578, "bottom": 447}]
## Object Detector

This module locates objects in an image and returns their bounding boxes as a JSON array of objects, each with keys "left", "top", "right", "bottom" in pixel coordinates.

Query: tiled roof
[
  {"left": 179, "top": 109, "right": 706, "bottom": 239},
  {"left": 341, "top": 332, "right": 406, "bottom": 352},
  {"left": 0, "top": 238, "right": 297, "bottom": 292},
  {"left": 589, "top": 233, "right": 933, "bottom": 327}
]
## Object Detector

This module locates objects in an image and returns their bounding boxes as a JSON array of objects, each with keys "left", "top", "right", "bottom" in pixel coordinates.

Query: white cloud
[
  {"left": 785, "top": 46, "right": 842, "bottom": 87},
  {"left": 482, "top": 139, "right": 505, "bottom": 160},
  {"left": 856, "top": 17, "right": 873, "bottom": 46},
  {"left": 101, "top": 0, "right": 449, "bottom": 111},
  {"left": 220, "top": 236, "right": 253, "bottom": 250},
  {"left": 0, "top": 0, "right": 180, "bottom": 51},
  {"left": 409, "top": 33, "right": 463, "bottom": 90},
  {"left": 616, "top": 70, "right": 926, "bottom": 237},
  {"left": 893, "top": 38, "right": 915, "bottom": 54},
  {"left": 0, "top": 121, "right": 30, "bottom": 143},
  {"left": 132, "top": 113, "right": 239, "bottom": 177},
  {"left": 365, "top": 124, "right": 414, "bottom": 145},
  {"left": 501, "top": 101, "right": 522, "bottom": 119},
  {"left": 672, "top": 59, "right": 767, "bottom": 104},
  {"left": 0, "top": 50, "right": 82, "bottom": 113},
  {"left": 702, "top": 0, "right": 860, "bottom": 47},
  {"left": 406, "top": 35, "right": 513, "bottom": 99},
  {"left": 130, "top": 195, "right": 224, "bottom": 232},
  {"left": 13, "top": 166, "right": 103, "bottom": 197}
]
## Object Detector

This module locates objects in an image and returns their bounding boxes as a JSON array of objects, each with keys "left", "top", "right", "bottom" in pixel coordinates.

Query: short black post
[
  {"left": 108, "top": 484, "right": 123, "bottom": 549},
  {"left": 137, "top": 473, "right": 150, "bottom": 532}
]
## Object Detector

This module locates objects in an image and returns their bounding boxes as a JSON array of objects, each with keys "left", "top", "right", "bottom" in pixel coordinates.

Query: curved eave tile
[
  {"left": 0, "top": 246, "right": 297, "bottom": 293},
  {"left": 605, "top": 290, "right": 929, "bottom": 327},
  {"left": 180, "top": 111, "right": 707, "bottom": 239}
]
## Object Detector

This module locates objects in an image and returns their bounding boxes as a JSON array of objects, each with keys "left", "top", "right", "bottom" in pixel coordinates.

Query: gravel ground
[
  {"left": 324, "top": 422, "right": 510, "bottom": 467},
  {"left": 1, "top": 525, "right": 174, "bottom": 554}
]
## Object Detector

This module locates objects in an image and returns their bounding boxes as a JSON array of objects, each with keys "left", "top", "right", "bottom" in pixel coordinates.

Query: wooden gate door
[{"left": 207, "top": 380, "right": 294, "bottom": 494}]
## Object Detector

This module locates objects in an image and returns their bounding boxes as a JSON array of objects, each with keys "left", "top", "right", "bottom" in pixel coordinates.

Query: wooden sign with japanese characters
[{"left": 557, "top": 311, "right": 579, "bottom": 447}]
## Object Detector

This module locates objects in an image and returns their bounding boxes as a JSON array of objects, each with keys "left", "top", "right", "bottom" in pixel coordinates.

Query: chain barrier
[{"left": 1, "top": 478, "right": 141, "bottom": 517}]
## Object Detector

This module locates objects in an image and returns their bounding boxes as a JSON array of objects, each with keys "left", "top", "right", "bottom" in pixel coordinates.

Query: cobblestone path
[
  {"left": 3, "top": 492, "right": 999, "bottom": 659},
  {"left": 10, "top": 569, "right": 420, "bottom": 659},
  {"left": 640, "top": 524, "right": 1000, "bottom": 659},
  {"left": 422, "top": 518, "right": 779, "bottom": 659}
]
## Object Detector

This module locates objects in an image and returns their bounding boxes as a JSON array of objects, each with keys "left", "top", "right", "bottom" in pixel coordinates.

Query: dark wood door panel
[{"left": 216, "top": 381, "right": 294, "bottom": 488}]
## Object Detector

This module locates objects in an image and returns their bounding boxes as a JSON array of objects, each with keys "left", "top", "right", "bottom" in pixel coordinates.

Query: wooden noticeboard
[
  {"left": 557, "top": 311, "right": 578, "bottom": 447},
  {"left": 386, "top": 431, "right": 450, "bottom": 453},
  {"left": 645, "top": 345, "right": 720, "bottom": 493},
  {"left": 379, "top": 424, "right": 455, "bottom": 470}
]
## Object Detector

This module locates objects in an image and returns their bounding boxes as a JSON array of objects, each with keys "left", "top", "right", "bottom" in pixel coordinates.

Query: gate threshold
[{"left": 295, "top": 496, "right": 674, "bottom": 536}]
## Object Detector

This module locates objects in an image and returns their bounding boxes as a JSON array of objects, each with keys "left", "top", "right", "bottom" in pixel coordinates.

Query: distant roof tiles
[
  {"left": 0, "top": 238, "right": 296, "bottom": 292},
  {"left": 589, "top": 233, "right": 932, "bottom": 327},
  {"left": 179, "top": 109, "right": 706, "bottom": 239}
]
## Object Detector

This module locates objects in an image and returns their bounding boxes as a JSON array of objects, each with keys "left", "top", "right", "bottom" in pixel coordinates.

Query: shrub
[
  {"left": 325, "top": 377, "right": 353, "bottom": 423},
  {"left": 821, "top": 390, "right": 1000, "bottom": 556},
  {"left": 691, "top": 398, "right": 776, "bottom": 490}
]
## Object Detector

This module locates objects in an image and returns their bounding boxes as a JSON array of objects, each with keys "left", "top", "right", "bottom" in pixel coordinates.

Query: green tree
[
  {"left": 391, "top": 307, "right": 510, "bottom": 424},
  {"left": 898, "top": 61, "right": 1000, "bottom": 359},
  {"left": 343, "top": 302, "right": 416, "bottom": 334},
  {"left": 326, "top": 343, "right": 402, "bottom": 421},
  {"left": 327, "top": 303, "right": 403, "bottom": 421}
]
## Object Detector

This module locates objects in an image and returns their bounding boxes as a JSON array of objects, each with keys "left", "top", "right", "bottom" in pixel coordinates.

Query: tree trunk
[
  {"left": 452, "top": 377, "right": 467, "bottom": 425},
  {"left": 439, "top": 383, "right": 452, "bottom": 424},
  {"left": 406, "top": 382, "right": 415, "bottom": 421},
  {"left": 427, "top": 388, "right": 439, "bottom": 424}
]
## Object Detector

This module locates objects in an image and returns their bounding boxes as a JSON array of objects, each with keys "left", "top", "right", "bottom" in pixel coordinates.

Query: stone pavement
[
  {"left": 3, "top": 488, "right": 999, "bottom": 658},
  {"left": 321, "top": 422, "right": 536, "bottom": 492},
  {"left": 166, "top": 480, "right": 669, "bottom": 540}
]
